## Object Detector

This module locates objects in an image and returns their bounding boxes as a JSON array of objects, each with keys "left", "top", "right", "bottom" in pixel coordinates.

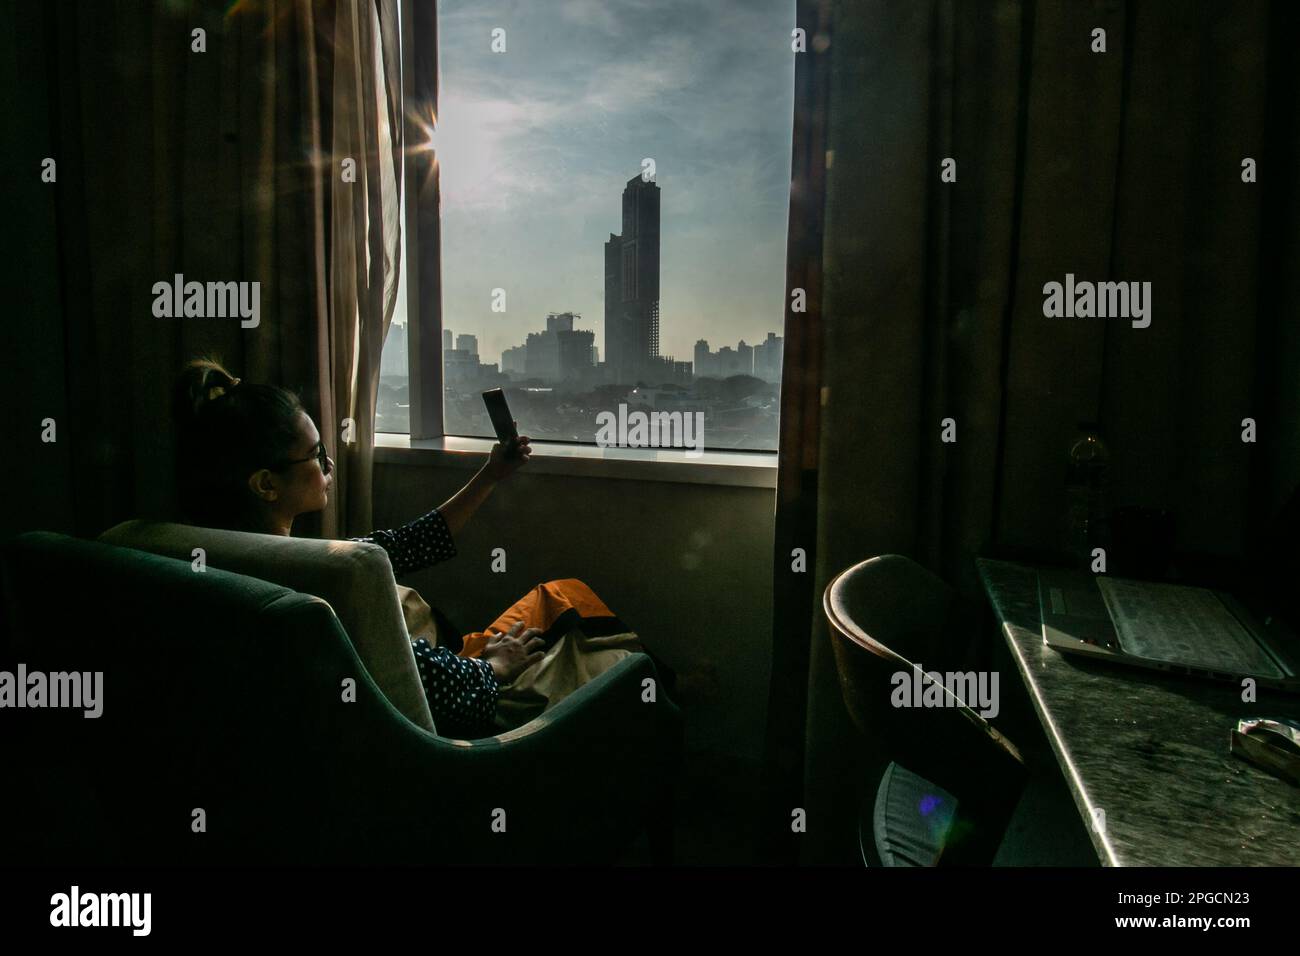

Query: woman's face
[{"left": 250, "top": 410, "right": 334, "bottom": 523}]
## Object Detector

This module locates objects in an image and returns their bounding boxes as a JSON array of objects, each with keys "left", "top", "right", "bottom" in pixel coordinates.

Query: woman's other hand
[
  {"left": 485, "top": 427, "right": 531, "bottom": 482},
  {"left": 480, "top": 621, "right": 546, "bottom": 684}
]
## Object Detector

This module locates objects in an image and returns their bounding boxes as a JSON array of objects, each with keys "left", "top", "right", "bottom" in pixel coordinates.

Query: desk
[{"left": 978, "top": 558, "right": 1300, "bottom": 866}]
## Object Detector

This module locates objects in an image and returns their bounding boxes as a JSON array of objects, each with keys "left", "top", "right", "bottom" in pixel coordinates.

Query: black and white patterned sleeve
[
  {"left": 411, "top": 638, "right": 499, "bottom": 736},
  {"left": 350, "top": 507, "right": 457, "bottom": 577}
]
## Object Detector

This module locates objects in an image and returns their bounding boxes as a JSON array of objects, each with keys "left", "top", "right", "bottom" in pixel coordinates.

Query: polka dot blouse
[
  {"left": 355, "top": 507, "right": 459, "bottom": 578},
  {"left": 351, "top": 508, "right": 498, "bottom": 736}
]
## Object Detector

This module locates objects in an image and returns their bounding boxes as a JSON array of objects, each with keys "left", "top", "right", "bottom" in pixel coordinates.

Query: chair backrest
[
  {"left": 99, "top": 519, "right": 435, "bottom": 732},
  {"left": 824, "top": 554, "right": 1025, "bottom": 864},
  {"left": 824, "top": 555, "right": 984, "bottom": 724},
  {"left": 0, "top": 531, "right": 441, "bottom": 863}
]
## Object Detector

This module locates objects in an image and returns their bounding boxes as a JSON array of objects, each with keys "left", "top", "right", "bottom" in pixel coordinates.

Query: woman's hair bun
[
  {"left": 206, "top": 376, "right": 241, "bottom": 402},
  {"left": 179, "top": 356, "right": 241, "bottom": 418}
]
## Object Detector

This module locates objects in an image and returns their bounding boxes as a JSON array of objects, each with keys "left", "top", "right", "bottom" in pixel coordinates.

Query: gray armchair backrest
[
  {"left": 0, "top": 532, "right": 434, "bottom": 862},
  {"left": 98, "top": 519, "right": 435, "bottom": 732}
]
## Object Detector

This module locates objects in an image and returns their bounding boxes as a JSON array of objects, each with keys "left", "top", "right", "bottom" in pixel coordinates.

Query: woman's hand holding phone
[{"left": 486, "top": 428, "right": 531, "bottom": 481}]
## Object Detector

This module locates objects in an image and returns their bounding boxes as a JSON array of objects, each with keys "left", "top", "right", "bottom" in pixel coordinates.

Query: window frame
[
  {"left": 400, "top": 0, "right": 443, "bottom": 440},
  {"left": 394, "top": 0, "right": 798, "bottom": 469}
]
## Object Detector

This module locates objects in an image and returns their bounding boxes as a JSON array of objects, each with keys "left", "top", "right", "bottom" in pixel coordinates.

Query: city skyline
[{"left": 385, "top": 170, "right": 787, "bottom": 387}]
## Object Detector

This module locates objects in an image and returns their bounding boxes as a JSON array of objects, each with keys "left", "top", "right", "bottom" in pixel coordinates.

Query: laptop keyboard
[{"left": 1096, "top": 578, "right": 1284, "bottom": 678}]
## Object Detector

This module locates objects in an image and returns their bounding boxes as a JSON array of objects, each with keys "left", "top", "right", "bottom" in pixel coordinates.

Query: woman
[{"left": 174, "top": 357, "right": 567, "bottom": 738}]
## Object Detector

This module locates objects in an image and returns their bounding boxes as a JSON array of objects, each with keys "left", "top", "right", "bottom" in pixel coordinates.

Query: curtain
[
  {"left": 761, "top": 0, "right": 1300, "bottom": 865},
  {"left": 328, "top": 0, "right": 405, "bottom": 538},
  {"left": 26, "top": 0, "right": 402, "bottom": 540},
  {"left": 758, "top": 0, "right": 833, "bottom": 866}
]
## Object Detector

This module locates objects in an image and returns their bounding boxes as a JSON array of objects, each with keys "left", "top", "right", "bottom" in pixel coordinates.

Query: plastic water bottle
[{"left": 1063, "top": 422, "right": 1110, "bottom": 568}]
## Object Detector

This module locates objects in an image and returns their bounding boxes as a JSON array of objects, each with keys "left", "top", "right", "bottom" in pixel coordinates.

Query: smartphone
[{"left": 481, "top": 388, "right": 519, "bottom": 446}]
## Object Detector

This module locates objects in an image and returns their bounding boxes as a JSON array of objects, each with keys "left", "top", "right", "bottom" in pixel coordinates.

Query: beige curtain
[
  {"left": 327, "top": 0, "right": 405, "bottom": 538},
  {"left": 24, "top": 0, "right": 402, "bottom": 540},
  {"left": 762, "top": 0, "right": 1300, "bottom": 864}
]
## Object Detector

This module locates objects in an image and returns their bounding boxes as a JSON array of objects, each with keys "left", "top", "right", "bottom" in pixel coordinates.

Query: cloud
[
  {"left": 433, "top": 91, "right": 569, "bottom": 210},
  {"left": 557, "top": 0, "right": 623, "bottom": 35}
]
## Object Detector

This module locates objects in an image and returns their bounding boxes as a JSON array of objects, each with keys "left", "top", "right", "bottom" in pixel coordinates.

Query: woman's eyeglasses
[{"left": 273, "top": 440, "right": 332, "bottom": 475}]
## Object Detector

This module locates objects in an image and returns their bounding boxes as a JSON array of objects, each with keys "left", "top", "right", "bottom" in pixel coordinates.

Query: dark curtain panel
[
  {"left": 761, "top": 0, "right": 1300, "bottom": 865},
  {"left": 758, "top": 0, "right": 833, "bottom": 866},
  {"left": 23, "top": 0, "right": 401, "bottom": 540}
]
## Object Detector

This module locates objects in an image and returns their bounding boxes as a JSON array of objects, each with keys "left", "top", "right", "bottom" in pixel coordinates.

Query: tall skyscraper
[
  {"left": 443, "top": 328, "right": 453, "bottom": 351},
  {"left": 501, "top": 344, "right": 527, "bottom": 375},
  {"left": 604, "top": 174, "right": 660, "bottom": 383},
  {"left": 753, "top": 331, "right": 784, "bottom": 382},
  {"left": 737, "top": 339, "right": 754, "bottom": 377},
  {"left": 694, "top": 339, "right": 713, "bottom": 379},
  {"left": 522, "top": 312, "right": 594, "bottom": 385},
  {"left": 456, "top": 333, "right": 478, "bottom": 356}
]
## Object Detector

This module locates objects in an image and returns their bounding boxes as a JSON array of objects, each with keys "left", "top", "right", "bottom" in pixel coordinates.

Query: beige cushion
[
  {"left": 396, "top": 585, "right": 438, "bottom": 645},
  {"left": 99, "top": 520, "right": 436, "bottom": 733}
]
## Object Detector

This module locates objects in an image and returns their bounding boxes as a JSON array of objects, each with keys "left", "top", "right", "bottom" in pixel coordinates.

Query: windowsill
[{"left": 374, "top": 433, "right": 777, "bottom": 488}]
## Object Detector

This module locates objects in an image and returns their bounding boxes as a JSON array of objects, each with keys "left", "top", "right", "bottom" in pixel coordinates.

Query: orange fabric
[{"left": 459, "top": 579, "right": 617, "bottom": 658}]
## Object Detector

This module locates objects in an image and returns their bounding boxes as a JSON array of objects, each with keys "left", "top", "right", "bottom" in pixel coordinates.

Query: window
[
  {"left": 377, "top": 184, "right": 413, "bottom": 435},
  {"left": 379, "top": 0, "right": 796, "bottom": 452}
]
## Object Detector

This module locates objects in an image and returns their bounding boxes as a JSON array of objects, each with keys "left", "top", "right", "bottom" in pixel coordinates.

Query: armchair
[{"left": 0, "top": 530, "right": 683, "bottom": 864}]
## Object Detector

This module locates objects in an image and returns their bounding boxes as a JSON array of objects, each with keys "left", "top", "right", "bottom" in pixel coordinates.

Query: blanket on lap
[{"left": 398, "top": 579, "right": 643, "bottom": 733}]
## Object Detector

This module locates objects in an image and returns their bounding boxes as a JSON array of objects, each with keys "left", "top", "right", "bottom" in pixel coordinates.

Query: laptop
[{"left": 1038, "top": 569, "right": 1300, "bottom": 691}]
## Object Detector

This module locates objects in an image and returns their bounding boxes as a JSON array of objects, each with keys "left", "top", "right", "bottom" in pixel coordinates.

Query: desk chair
[{"left": 824, "top": 555, "right": 1026, "bottom": 865}]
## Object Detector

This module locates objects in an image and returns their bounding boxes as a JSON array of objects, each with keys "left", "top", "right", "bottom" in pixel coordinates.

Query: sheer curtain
[
  {"left": 28, "top": 0, "right": 404, "bottom": 539},
  {"left": 327, "top": 0, "right": 405, "bottom": 538}
]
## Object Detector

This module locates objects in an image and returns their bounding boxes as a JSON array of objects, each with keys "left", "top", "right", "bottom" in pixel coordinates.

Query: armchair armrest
[{"left": 341, "top": 652, "right": 684, "bottom": 864}]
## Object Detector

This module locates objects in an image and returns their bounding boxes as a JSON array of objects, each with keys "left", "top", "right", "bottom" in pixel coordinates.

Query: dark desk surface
[{"left": 978, "top": 558, "right": 1300, "bottom": 867}]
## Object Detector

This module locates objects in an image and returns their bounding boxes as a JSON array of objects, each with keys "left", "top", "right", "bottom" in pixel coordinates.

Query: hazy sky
[{"left": 401, "top": 0, "right": 796, "bottom": 366}]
